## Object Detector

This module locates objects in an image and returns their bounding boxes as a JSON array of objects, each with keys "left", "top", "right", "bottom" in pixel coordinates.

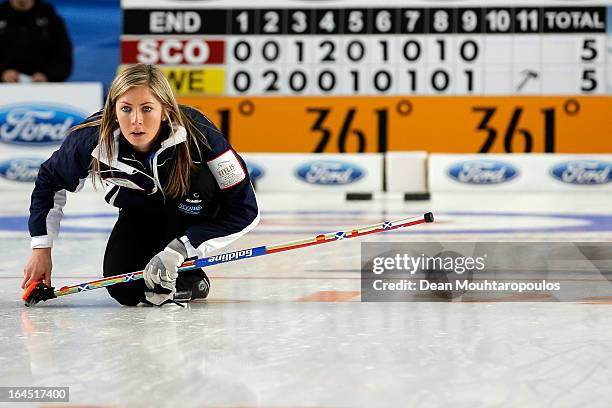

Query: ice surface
[{"left": 1, "top": 190, "right": 612, "bottom": 407}]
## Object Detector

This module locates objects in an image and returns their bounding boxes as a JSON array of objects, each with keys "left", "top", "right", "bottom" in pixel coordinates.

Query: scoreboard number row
[
  {"left": 226, "top": 36, "right": 606, "bottom": 65},
  {"left": 230, "top": 38, "right": 484, "bottom": 63},
  {"left": 125, "top": 7, "right": 607, "bottom": 35},
  {"left": 123, "top": 36, "right": 605, "bottom": 68},
  {"left": 231, "top": 68, "right": 476, "bottom": 94},
  {"left": 234, "top": 7, "right": 606, "bottom": 35},
  {"left": 226, "top": 67, "right": 606, "bottom": 95}
]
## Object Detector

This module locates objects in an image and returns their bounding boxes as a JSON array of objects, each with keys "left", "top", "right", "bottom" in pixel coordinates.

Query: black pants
[{"left": 103, "top": 209, "right": 206, "bottom": 306}]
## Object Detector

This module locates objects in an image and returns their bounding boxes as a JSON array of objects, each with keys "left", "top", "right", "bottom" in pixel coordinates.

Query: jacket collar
[{"left": 91, "top": 125, "right": 187, "bottom": 171}]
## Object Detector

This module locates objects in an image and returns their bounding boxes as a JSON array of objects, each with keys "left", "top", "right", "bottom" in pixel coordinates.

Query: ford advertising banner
[
  {"left": 295, "top": 161, "right": 365, "bottom": 186},
  {"left": 550, "top": 160, "right": 612, "bottom": 185},
  {"left": 0, "top": 83, "right": 103, "bottom": 191},
  {"left": 0, "top": 104, "right": 88, "bottom": 146},
  {"left": 242, "top": 153, "right": 383, "bottom": 192},
  {"left": 430, "top": 154, "right": 612, "bottom": 192},
  {"left": 446, "top": 160, "right": 520, "bottom": 185}
]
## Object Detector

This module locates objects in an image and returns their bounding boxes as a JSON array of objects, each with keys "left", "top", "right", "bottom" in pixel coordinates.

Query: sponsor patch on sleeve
[{"left": 207, "top": 149, "right": 246, "bottom": 190}]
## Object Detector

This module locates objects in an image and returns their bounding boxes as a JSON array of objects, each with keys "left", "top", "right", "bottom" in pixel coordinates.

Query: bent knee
[{"left": 106, "top": 284, "right": 143, "bottom": 306}]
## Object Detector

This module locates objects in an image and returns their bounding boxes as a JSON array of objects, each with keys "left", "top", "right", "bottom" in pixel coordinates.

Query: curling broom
[{"left": 22, "top": 212, "right": 434, "bottom": 306}]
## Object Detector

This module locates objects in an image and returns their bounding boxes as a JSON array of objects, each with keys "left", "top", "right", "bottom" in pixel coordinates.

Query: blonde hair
[{"left": 74, "top": 64, "right": 208, "bottom": 198}]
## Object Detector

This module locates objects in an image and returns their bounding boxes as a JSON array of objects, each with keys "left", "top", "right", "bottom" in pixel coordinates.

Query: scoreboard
[{"left": 120, "top": 0, "right": 611, "bottom": 153}]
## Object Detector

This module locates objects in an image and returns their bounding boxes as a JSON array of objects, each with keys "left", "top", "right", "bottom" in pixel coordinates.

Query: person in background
[{"left": 0, "top": 0, "right": 72, "bottom": 82}]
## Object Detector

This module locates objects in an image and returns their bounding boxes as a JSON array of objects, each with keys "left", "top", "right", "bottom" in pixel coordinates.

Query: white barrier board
[
  {"left": 242, "top": 153, "right": 383, "bottom": 192},
  {"left": 429, "top": 154, "right": 612, "bottom": 192},
  {"left": 0, "top": 83, "right": 104, "bottom": 190}
]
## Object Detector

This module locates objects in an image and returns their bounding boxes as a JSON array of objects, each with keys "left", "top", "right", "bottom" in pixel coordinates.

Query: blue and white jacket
[{"left": 29, "top": 106, "right": 259, "bottom": 258}]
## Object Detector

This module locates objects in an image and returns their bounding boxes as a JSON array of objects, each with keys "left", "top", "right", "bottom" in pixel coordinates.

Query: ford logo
[
  {"left": 245, "top": 162, "right": 264, "bottom": 182},
  {"left": 0, "top": 158, "right": 43, "bottom": 182},
  {"left": 551, "top": 160, "right": 611, "bottom": 185},
  {"left": 0, "top": 104, "right": 87, "bottom": 146},
  {"left": 295, "top": 160, "right": 364, "bottom": 185},
  {"left": 448, "top": 160, "right": 519, "bottom": 184}
]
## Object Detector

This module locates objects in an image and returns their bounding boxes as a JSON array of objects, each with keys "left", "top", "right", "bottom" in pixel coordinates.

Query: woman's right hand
[{"left": 22, "top": 248, "right": 52, "bottom": 289}]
